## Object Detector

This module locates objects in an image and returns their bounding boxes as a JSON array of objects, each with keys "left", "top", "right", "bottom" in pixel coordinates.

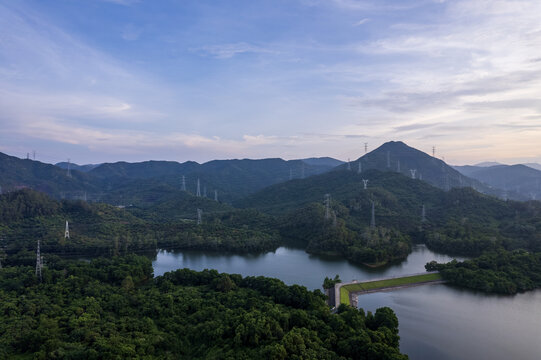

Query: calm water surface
[{"left": 152, "top": 245, "right": 541, "bottom": 360}]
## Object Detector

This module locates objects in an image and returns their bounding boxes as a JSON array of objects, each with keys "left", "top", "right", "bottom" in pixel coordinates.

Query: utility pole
[
  {"left": 181, "top": 176, "right": 186, "bottom": 191},
  {"left": 65, "top": 221, "right": 70, "bottom": 238},
  {"left": 35, "top": 240, "right": 42, "bottom": 282},
  {"left": 197, "top": 209, "right": 202, "bottom": 225},
  {"left": 362, "top": 179, "right": 368, "bottom": 190},
  {"left": 409, "top": 169, "right": 417, "bottom": 179},
  {"left": 324, "top": 194, "right": 331, "bottom": 220},
  {"left": 370, "top": 201, "right": 376, "bottom": 229},
  {"left": 196, "top": 178, "right": 201, "bottom": 197}
]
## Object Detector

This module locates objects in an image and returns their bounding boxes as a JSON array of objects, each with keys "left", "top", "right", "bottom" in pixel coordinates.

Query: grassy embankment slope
[{"left": 340, "top": 273, "right": 443, "bottom": 305}]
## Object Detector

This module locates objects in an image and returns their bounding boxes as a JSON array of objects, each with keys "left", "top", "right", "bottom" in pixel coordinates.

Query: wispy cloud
[
  {"left": 193, "top": 42, "right": 277, "bottom": 59},
  {"left": 353, "top": 18, "right": 370, "bottom": 26}
]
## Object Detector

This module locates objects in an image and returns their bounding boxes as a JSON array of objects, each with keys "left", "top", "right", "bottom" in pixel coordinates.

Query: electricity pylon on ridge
[
  {"left": 324, "top": 194, "right": 331, "bottom": 220},
  {"left": 35, "top": 239, "right": 42, "bottom": 282},
  {"left": 65, "top": 221, "right": 70, "bottom": 238}
]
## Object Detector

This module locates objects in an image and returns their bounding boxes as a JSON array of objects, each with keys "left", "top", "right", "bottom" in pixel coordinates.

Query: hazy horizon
[{"left": 2, "top": 0, "right": 541, "bottom": 165}]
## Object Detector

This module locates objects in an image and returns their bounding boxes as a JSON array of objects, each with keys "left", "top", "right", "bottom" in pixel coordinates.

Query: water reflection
[{"left": 152, "top": 244, "right": 462, "bottom": 290}]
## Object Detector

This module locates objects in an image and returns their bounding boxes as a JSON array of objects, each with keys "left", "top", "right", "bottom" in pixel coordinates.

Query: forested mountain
[
  {"left": 0, "top": 152, "right": 100, "bottom": 196},
  {"left": 337, "top": 141, "right": 499, "bottom": 196},
  {"left": 1, "top": 151, "right": 339, "bottom": 204},
  {"left": 88, "top": 157, "right": 337, "bottom": 202},
  {"left": 238, "top": 167, "right": 541, "bottom": 263},
  {"left": 454, "top": 164, "right": 541, "bottom": 200},
  {"left": 0, "top": 189, "right": 279, "bottom": 261},
  {"left": 55, "top": 161, "right": 101, "bottom": 172},
  {"left": 301, "top": 157, "right": 344, "bottom": 167}
]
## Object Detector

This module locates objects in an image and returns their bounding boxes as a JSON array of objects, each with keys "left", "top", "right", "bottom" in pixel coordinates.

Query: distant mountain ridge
[
  {"left": 454, "top": 164, "right": 541, "bottom": 200},
  {"left": 55, "top": 162, "right": 102, "bottom": 172},
  {"left": 1, "top": 152, "right": 339, "bottom": 203},
  {"left": 300, "top": 157, "right": 344, "bottom": 167},
  {"left": 332, "top": 141, "right": 504, "bottom": 198}
]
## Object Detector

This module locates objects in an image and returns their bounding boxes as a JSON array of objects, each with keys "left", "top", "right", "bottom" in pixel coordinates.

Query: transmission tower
[
  {"left": 181, "top": 176, "right": 186, "bottom": 191},
  {"left": 409, "top": 169, "right": 417, "bottom": 179},
  {"left": 419, "top": 173, "right": 423, "bottom": 181},
  {"left": 33, "top": 150, "right": 36, "bottom": 160},
  {"left": 67, "top": 158, "right": 72, "bottom": 178},
  {"left": 196, "top": 178, "right": 201, "bottom": 197},
  {"left": 370, "top": 201, "right": 376, "bottom": 229},
  {"left": 358, "top": 161, "right": 362, "bottom": 174},
  {"left": 197, "top": 208, "right": 202, "bottom": 225},
  {"left": 387, "top": 151, "right": 390, "bottom": 168},
  {"left": 362, "top": 179, "right": 368, "bottom": 190},
  {"left": 35, "top": 239, "right": 42, "bottom": 282},
  {"left": 422, "top": 205, "right": 426, "bottom": 222},
  {"left": 432, "top": 146, "right": 436, "bottom": 157},
  {"left": 324, "top": 194, "right": 331, "bottom": 220},
  {"left": 364, "top": 143, "right": 368, "bottom": 154},
  {"left": 214, "top": 190, "right": 218, "bottom": 202},
  {"left": 347, "top": 159, "right": 351, "bottom": 171},
  {"left": 65, "top": 221, "right": 70, "bottom": 238}
]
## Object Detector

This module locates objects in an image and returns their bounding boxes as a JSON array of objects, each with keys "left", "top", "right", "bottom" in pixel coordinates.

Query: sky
[{"left": 1, "top": 0, "right": 541, "bottom": 165}]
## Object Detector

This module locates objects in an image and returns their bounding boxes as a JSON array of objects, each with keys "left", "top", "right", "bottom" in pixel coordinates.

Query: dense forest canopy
[{"left": 0, "top": 255, "right": 407, "bottom": 359}]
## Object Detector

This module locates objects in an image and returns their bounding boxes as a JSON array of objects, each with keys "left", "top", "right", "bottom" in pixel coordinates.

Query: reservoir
[{"left": 153, "top": 244, "right": 541, "bottom": 360}]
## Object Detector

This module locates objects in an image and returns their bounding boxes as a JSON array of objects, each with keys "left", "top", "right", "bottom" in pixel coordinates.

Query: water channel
[{"left": 152, "top": 244, "right": 541, "bottom": 360}]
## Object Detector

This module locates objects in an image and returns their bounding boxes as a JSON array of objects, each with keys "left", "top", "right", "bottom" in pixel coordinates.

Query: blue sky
[{"left": 1, "top": 0, "right": 541, "bottom": 165}]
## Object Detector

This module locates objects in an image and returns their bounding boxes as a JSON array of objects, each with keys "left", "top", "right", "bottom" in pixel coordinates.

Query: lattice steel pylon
[
  {"left": 65, "top": 221, "right": 70, "bottom": 238},
  {"left": 35, "top": 239, "right": 42, "bottom": 282}
]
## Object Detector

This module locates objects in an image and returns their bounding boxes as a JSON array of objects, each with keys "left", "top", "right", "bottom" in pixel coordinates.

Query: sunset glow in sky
[{"left": 1, "top": 0, "right": 541, "bottom": 165}]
